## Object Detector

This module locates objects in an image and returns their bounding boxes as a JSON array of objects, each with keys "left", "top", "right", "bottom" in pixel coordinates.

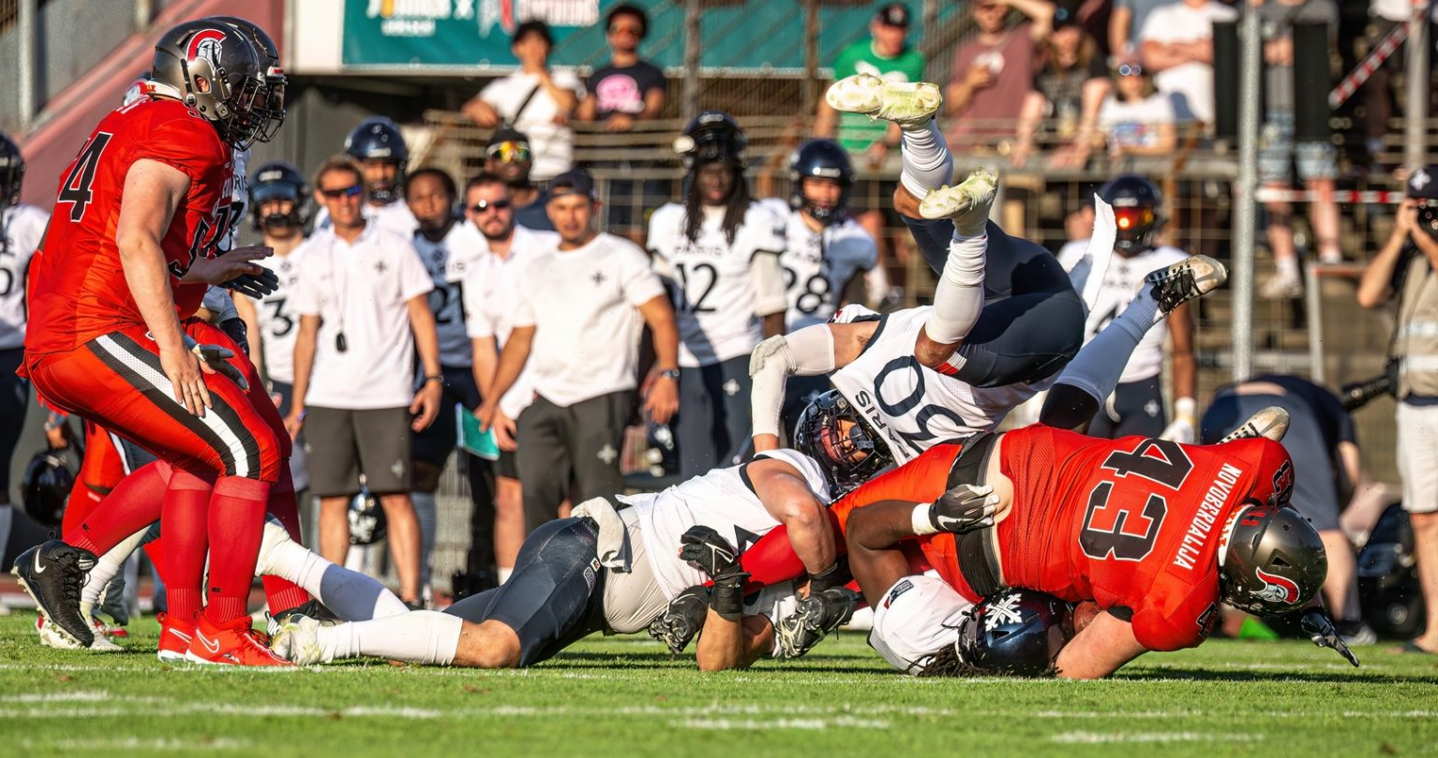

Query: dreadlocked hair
[{"left": 683, "top": 163, "right": 752, "bottom": 245}]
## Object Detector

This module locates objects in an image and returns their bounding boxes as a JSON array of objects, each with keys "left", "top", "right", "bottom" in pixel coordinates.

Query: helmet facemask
[{"left": 794, "top": 391, "right": 891, "bottom": 495}]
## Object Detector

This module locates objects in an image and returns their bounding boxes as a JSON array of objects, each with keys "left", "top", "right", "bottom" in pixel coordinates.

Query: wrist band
[{"left": 913, "top": 504, "right": 940, "bottom": 535}]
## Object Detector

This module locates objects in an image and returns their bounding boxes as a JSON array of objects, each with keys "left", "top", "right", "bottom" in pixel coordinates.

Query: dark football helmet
[
  {"left": 1098, "top": 174, "right": 1164, "bottom": 256},
  {"left": 676, "top": 111, "right": 747, "bottom": 171},
  {"left": 953, "top": 589, "right": 1072, "bottom": 677},
  {"left": 345, "top": 116, "right": 409, "bottom": 204},
  {"left": 22, "top": 449, "right": 77, "bottom": 527},
  {"left": 789, "top": 139, "right": 853, "bottom": 225},
  {"left": 0, "top": 131, "right": 22, "bottom": 208},
  {"left": 348, "top": 488, "right": 388, "bottom": 546},
  {"left": 211, "top": 16, "right": 286, "bottom": 143},
  {"left": 793, "top": 390, "right": 891, "bottom": 495},
  {"left": 1220, "top": 503, "right": 1327, "bottom": 616},
  {"left": 151, "top": 19, "right": 266, "bottom": 149},
  {"left": 248, "top": 160, "right": 309, "bottom": 230}
]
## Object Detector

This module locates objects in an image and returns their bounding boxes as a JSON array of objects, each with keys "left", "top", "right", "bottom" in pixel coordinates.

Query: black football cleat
[
  {"left": 266, "top": 598, "right": 339, "bottom": 638},
  {"left": 649, "top": 585, "right": 711, "bottom": 655},
  {"left": 12, "top": 540, "right": 97, "bottom": 648},
  {"left": 776, "top": 587, "right": 861, "bottom": 659}
]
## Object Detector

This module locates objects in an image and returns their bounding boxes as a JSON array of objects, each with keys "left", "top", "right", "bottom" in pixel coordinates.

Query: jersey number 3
[
  {"left": 1079, "top": 438, "right": 1192, "bottom": 562},
  {"left": 58, "top": 133, "right": 114, "bottom": 222}
]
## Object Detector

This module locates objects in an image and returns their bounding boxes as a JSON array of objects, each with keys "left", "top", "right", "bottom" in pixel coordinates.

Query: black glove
[
  {"left": 224, "top": 268, "right": 280, "bottom": 300},
  {"left": 183, "top": 335, "right": 248, "bottom": 392},
  {"left": 679, "top": 525, "right": 739, "bottom": 580},
  {"left": 219, "top": 317, "right": 249, "bottom": 357},
  {"left": 1301, "top": 608, "right": 1360, "bottom": 668},
  {"left": 807, "top": 560, "right": 848, "bottom": 595},
  {"left": 929, "top": 482, "right": 999, "bottom": 534}
]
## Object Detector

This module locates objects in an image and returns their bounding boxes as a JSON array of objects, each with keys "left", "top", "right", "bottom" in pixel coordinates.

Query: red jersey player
[{"left": 14, "top": 18, "right": 296, "bottom": 665}]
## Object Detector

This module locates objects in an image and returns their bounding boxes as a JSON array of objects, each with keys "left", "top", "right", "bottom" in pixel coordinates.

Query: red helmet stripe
[{"left": 1255, "top": 567, "right": 1299, "bottom": 605}]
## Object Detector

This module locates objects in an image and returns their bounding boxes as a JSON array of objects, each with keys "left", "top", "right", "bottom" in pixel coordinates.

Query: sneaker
[
  {"left": 157, "top": 612, "right": 197, "bottom": 663},
  {"left": 1260, "top": 271, "right": 1303, "bottom": 300},
  {"left": 1145, "top": 255, "right": 1228, "bottom": 314},
  {"left": 266, "top": 598, "right": 337, "bottom": 638},
  {"left": 269, "top": 613, "right": 331, "bottom": 665},
  {"left": 184, "top": 614, "right": 293, "bottom": 667},
  {"left": 775, "top": 587, "right": 861, "bottom": 659},
  {"left": 11, "top": 540, "right": 97, "bottom": 648},
  {"left": 648, "top": 585, "right": 711, "bottom": 655},
  {"left": 1218, "top": 406, "right": 1291, "bottom": 444},
  {"left": 918, "top": 168, "right": 998, "bottom": 235},
  {"left": 1338, "top": 619, "right": 1378, "bottom": 647},
  {"left": 825, "top": 73, "right": 942, "bottom": 129}
]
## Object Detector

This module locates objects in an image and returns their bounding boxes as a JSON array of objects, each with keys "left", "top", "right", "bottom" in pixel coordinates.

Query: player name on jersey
[{"left": 1173, "top": 462, "right": 1242, "bottom": 571}]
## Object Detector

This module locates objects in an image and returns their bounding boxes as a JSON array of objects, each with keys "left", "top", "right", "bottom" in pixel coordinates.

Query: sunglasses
[
  {"left": 1117, "top": 63, "right": 1144, "bottom": 77},
  {"left": 469, "top": 198, "right": 513, "bottom": 213},
  {"left": 608, "top": 24, "right": 642, "bottom": 35},
  {"left": 319, "top": 184, "right": 363, "bottom": 199},
  {"left": 486, "top": 142, "right": 532, "bottom": 163}
]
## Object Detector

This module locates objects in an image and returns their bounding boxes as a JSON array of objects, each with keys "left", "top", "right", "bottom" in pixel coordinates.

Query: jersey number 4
[
  {"left": 1079, "top": 438, "right": 1192, "bottom": 562},
  {"left": 57, "top": 133, "right": 114, "bottom": 222}
]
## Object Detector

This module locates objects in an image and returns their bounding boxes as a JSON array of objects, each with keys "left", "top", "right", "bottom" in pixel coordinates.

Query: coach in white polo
[
  {"left": 478, "top": 169, "right": 680, "bottom": 533},
  {"left": 285, "top": 155, "right": 444, "bottom": 607}
]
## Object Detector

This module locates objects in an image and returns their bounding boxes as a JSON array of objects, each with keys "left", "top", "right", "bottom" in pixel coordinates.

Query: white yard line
[{"left": 1050, "top": 731, "right": 1265, "bottom": 744}]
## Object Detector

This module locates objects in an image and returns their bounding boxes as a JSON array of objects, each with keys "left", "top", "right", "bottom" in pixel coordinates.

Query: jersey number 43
[{"left": 1079, "top": 438, "right": 1193, "bottom": 562}]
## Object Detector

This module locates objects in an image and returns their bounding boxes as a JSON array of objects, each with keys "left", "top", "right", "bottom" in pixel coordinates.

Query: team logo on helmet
[
  {"left": 1253, "top": 567, "right": 1300, "bottom": 606},
  {"left": 186, "top": 29, "right": 227, "bottom": 68},
  {"left": 1270, "top": 460, "right": 1294, "bottom": 507}
]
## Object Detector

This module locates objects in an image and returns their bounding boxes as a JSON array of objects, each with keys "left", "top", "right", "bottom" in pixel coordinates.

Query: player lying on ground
[{"left": 269, "top": 447, "right": 851, "bottom": 670}]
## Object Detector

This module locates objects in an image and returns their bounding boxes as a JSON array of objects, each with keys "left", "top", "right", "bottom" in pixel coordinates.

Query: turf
[{"left": 0, "top": 613, "right": 1435, "bottom": 758}]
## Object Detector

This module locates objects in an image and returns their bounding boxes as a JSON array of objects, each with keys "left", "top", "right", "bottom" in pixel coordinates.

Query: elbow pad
[{"left": 749, "top": 327, "right": 836, "bottom": 438}]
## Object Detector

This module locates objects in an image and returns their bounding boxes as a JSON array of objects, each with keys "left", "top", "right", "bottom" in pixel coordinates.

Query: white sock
[
  {"left": 1052, "top": 289, "right": 1162, "bottom": 402},
  {"left": 899, "top": 120, "right": 953, "bottom": 199},
  {"left": 82, "top": 525, "right": 154, "bottom": 611},
  {"left": 926, "top": 232, "right": 988, "bottom": 346},
  {"left": 255, "top": 518, "right": 408, "bottom": 620},
  {"left": 321, "top": 610, "right": 462, "bottom": 665},
  {"left": 412, "top": 491, "right": 438, "bottom": 592},
  {"left": 1276, "top": 255, "right": 1300, "bottom": 279},
  {"left": 497, "top": 566, "right": 513, "bottom": 585}
]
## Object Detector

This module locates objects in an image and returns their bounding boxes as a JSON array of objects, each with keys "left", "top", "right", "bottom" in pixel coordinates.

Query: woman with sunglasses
[{"left": 1095, "top": 57, "right": 1178, "bottom": 163}]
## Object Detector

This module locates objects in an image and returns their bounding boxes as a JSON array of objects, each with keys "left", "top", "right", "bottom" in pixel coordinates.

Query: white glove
[{"left": 1160, "top": 397, "right": 1197, "bottom": 444}]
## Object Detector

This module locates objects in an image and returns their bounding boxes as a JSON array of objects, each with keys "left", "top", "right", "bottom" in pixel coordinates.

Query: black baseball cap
[
  {"left": 486, "top": 126, "right": 531, "bottom": 149},
  {"left": 875, "top": 2, "right": 910, "bottom": 27},
  {"left": 513, "top": 20, "right": 553, "bottom": 47},
  {"left": 549, "top": 169, "right": 597, "bottom": 201},
  {"left": 1407, "top": 166, "right": 1438, "bottom": 201}
]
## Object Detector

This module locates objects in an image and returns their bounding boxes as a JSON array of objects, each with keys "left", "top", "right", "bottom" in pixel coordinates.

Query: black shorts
[
  {"left": 1089, "top": 376, "right": 1168, "bottom": 440},
  {"left": 304, "top": 406, "right": 412, "bottom": 497},
  {"left": 443, "top": 517, "right": 606, "bottom": 666},
  {"left": 495, "top": 448, "right": 519, "bottom": 480},
  {"left": 412, "top": 365, "right": 483, "bottom": 469},
  {"left": 0, "top": 348, "right": 29, "bottom": 493}
]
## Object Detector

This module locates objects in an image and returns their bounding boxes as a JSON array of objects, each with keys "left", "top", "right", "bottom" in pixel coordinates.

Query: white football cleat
[
  {"left": 1145, "top": 255, "right": 1228, "bottom": 314},
  {"left": 269, "top": 614, "right": 330, "bottom": 665},
  {"left": 825, "top": 73, "right": 942, "bottom": 129},
  {"left": 918, "top": 168, "right": 998, "bottom": 235},
  {"left": 1218, "top": 406, "right": 1291, "bottom": 444}
]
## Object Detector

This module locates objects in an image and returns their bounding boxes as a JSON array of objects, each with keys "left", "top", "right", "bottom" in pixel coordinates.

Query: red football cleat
[
  {"left": 157, "top": 612, "right": 196, "bottom": 663},
  {"left": 184, "top": 614, "right": 293, "bottom": 667}
]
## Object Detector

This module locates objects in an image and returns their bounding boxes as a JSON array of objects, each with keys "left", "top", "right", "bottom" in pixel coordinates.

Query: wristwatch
[
  {"left": 658, "top": 368, "right": 681, "bottom": 382},
  {"left": 424, "top": 374, "right": 444, "bottom": 384}
]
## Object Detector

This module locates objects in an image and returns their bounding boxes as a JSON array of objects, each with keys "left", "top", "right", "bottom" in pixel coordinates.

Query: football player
[
  {"left": 1057, "top": 175, "right": 1199, "bottom": 443},
  {"left": 758, "top": 139, "right": 878, "bottom": 435},
  {"left": 315, "top": 117, "right": 417, "bottom": 236},
  {"left": 647, "top": 112, "right": 789, "bottom": 478},
  {"left": 14, "top": 18, "right": 298, "bottom": 665}
]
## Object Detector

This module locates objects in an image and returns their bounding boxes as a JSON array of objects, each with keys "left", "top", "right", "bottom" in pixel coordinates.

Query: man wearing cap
[
  {"left": 484, "top": 127, "right": 553, "bottom": 232},
  {"left": 478, "top": 170, "right": 681, "bottom": 533},
  {"left": 464, "top": 20, "right": 586, "bottom": 181},
  {"left": 1357, "top": 165, "right": 1438, "bottom": 655}
]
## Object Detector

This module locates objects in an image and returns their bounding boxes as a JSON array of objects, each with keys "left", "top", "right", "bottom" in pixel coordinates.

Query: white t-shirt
[
  {"left": 1373, "top": 0, "right": 1438, "bottom": 22},
  {"left": 511, "top": 232, "right": 665, "bottom": 407},
  {"left": 828, "top": 305, "right": 1047, "bottom": 464},
  {"left": 1138, "top": 2, "right": 1238, "bottom": 125},
  {"left": 290, "top": 223, "right": 434, "bottom": 409},
  {"left": 412, "top": 221, "right": 488, "bottom": 368},
  {"left": 463, "top": 224, "right": 561, "bottom": 419},
  {"left": 759, "top": 198, "right": 877, "bottom": 331},
  {"left": 0, "top": 203, "right": 48, "bottom": 350},
  {"left": 620, "top": 448, "right": 831, "bottom": 601},
  {"left": 647, "top": 202, "right": 788, "bottom": 367},
  {"left": 1097, "top": 93, "right": 1177, "bottom": 151},
  {"left": 251, "top": 244, "right": 308, "bottom": 384},
  {"left": 313, "top": 200, "right": 418, "bottom": 239},
  {"left": 478, "top": 70, "right": 586, "bottom": 180},
  {"left": 1058, "top": 242, "right": 1189, "bottom": 384}
]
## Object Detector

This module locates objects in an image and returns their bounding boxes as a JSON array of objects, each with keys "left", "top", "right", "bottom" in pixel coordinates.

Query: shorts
[
  {"left": 869, "top": 574, "right": 974, "bottom": 675},
  {"left": 674, "top": 356, "right": 753, "bottom": 478},
  {"left": 1397, "top": 401, "right": 1438, "bottom": 515},
  {"left": 601, "top": 508, "right": 670, "bottom": 634},
  {"left": 1089, "top": 376, "right": 1167, "bottom": 440},
  {"left": 411, "top": 365, "right": 483, "bottom": 469},
  {"left": 0, "top": 348, "right": 26, "bottom": 492},
  {"left": 1259, "top": 112, "right": 1337, "bottom": 185},
  {"left": 304, "top": 406, "right": 412, "bottom": 497},
  {"left": 495, "top": 448, "right": 519, "bottom": 480},
  {"left": 851, "top": 178, "right": 902, "bottom": 229}
]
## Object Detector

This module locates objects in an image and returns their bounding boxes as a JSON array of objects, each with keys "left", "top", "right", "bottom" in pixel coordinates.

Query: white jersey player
[
  {"left": 0, "top": 131, "right": 47, "bottom": 531},
  {"left": 313, "top": 117, "right": 418, "bottom": 238},
  {"left": 647, "top": 112, "right": 789, "bottom": 478},
  {"left": 1056, "top": 175, "right": 1197, "bottom": 443}
]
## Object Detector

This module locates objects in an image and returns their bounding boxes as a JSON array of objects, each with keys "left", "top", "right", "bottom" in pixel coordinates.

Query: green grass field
[{"left": 1, "top": 612, "right": 1435, "bottom": 757}]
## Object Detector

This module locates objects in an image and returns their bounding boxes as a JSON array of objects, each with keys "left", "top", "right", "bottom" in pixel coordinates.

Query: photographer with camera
[{"left": 1356, "top": 165, "right": 1438, "bottom": 654}]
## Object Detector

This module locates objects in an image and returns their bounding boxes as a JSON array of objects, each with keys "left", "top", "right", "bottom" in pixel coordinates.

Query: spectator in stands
[
  {"left": 1011, "top": 14, "right": 1110, "bottom": 168},
  {"left": 1052, "top": 0, "right": 1113, "bottom": 59},
  {"left": 1109, "top": 0, "right": 1169, "bottom": 57},
  {"left": 478, "top": 170, "right": 680, "bottom": 533},
  {"left": 1201, "top": 374, "right": 1376, "bottom": 646},
  {"left": 463, "top": 20, "right": 585, "bottom": 180},
  {"left": 815, "top": 1, "right": 925, "bottom": 316},
  {"left": 404, "top": 167, "right": 493, "bottom": 606},
  {"left": 460, "top": 172, "right": 561, "bottom": 588},
  {"left": 946, "top": 0, "right": 1056, "bottom": 153},
  {"left": 1360, "top": 1, "right": 1438, "bottom": 169},
  {"left": 284, "top": 156, "right": 443, "bottom": 606},
  {"left": 577, "top": 3, "right": 667, "bottom": 237},
  {"left": 1138, "top": 0, "right": 1238, "bottom": 127},
  {"left": 1095, "top": 56, "right": 1178, "bottom": 162},
  {"left": 1256, "top": 0, "right": 1342, "bottom": 300},
  {"left": 484, "top": 127, "right": 553, "bottom": 232},
  {"left": 1356, "top": 166, "right": 1438, "bottom": 655}
]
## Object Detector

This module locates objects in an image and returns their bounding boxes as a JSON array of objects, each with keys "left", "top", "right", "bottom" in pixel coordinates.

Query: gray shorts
[
  {"left": 1398, "top": 401, "right": 1438, "bottom": 515},
  {"left": 602, "top": 507, "right": 670, "bottom": 635},
  {"left": 304, "top": 406, "right": 412, "bottom": 497}
]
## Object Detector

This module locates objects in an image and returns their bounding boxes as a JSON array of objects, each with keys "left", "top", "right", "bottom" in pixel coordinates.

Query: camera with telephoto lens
[{"left": 1341, "top": 364, "right": 1397, "bottom": 411}]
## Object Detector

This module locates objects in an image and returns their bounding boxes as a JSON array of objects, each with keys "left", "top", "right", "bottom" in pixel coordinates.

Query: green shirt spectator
[{"left": 818, "top": 3, "right": 926, "bottom": 157}]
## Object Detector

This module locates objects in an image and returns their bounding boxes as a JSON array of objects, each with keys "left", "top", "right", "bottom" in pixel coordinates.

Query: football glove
[
  {"left": 219, "top": 317, "right": 249, "bottom": 357},
  {"left": 224, "top": 268, "right": 281, "bottom": 300},
  {"left": 183, "top": 335, "right": 248, "bottom": 392},
  {"left": 648, "top": 585, "right": 711, "bottom": 655},
  {"left": 1159, "top": 397, "right": 1197, "bottom": 444},
  {"left": 1301, "top": 608, "right": 1360, "bottom": 668},
  {"left": 678, "top": 525, "right": 739, "bottom": 580},
  {"left": 929, "top": 482, "right": 999, "bottom": 534}
]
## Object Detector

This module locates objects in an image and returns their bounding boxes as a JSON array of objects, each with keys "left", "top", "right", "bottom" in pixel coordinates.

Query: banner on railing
[{"left": 343, "top": 0, "right": 601, "bottom": 67}]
